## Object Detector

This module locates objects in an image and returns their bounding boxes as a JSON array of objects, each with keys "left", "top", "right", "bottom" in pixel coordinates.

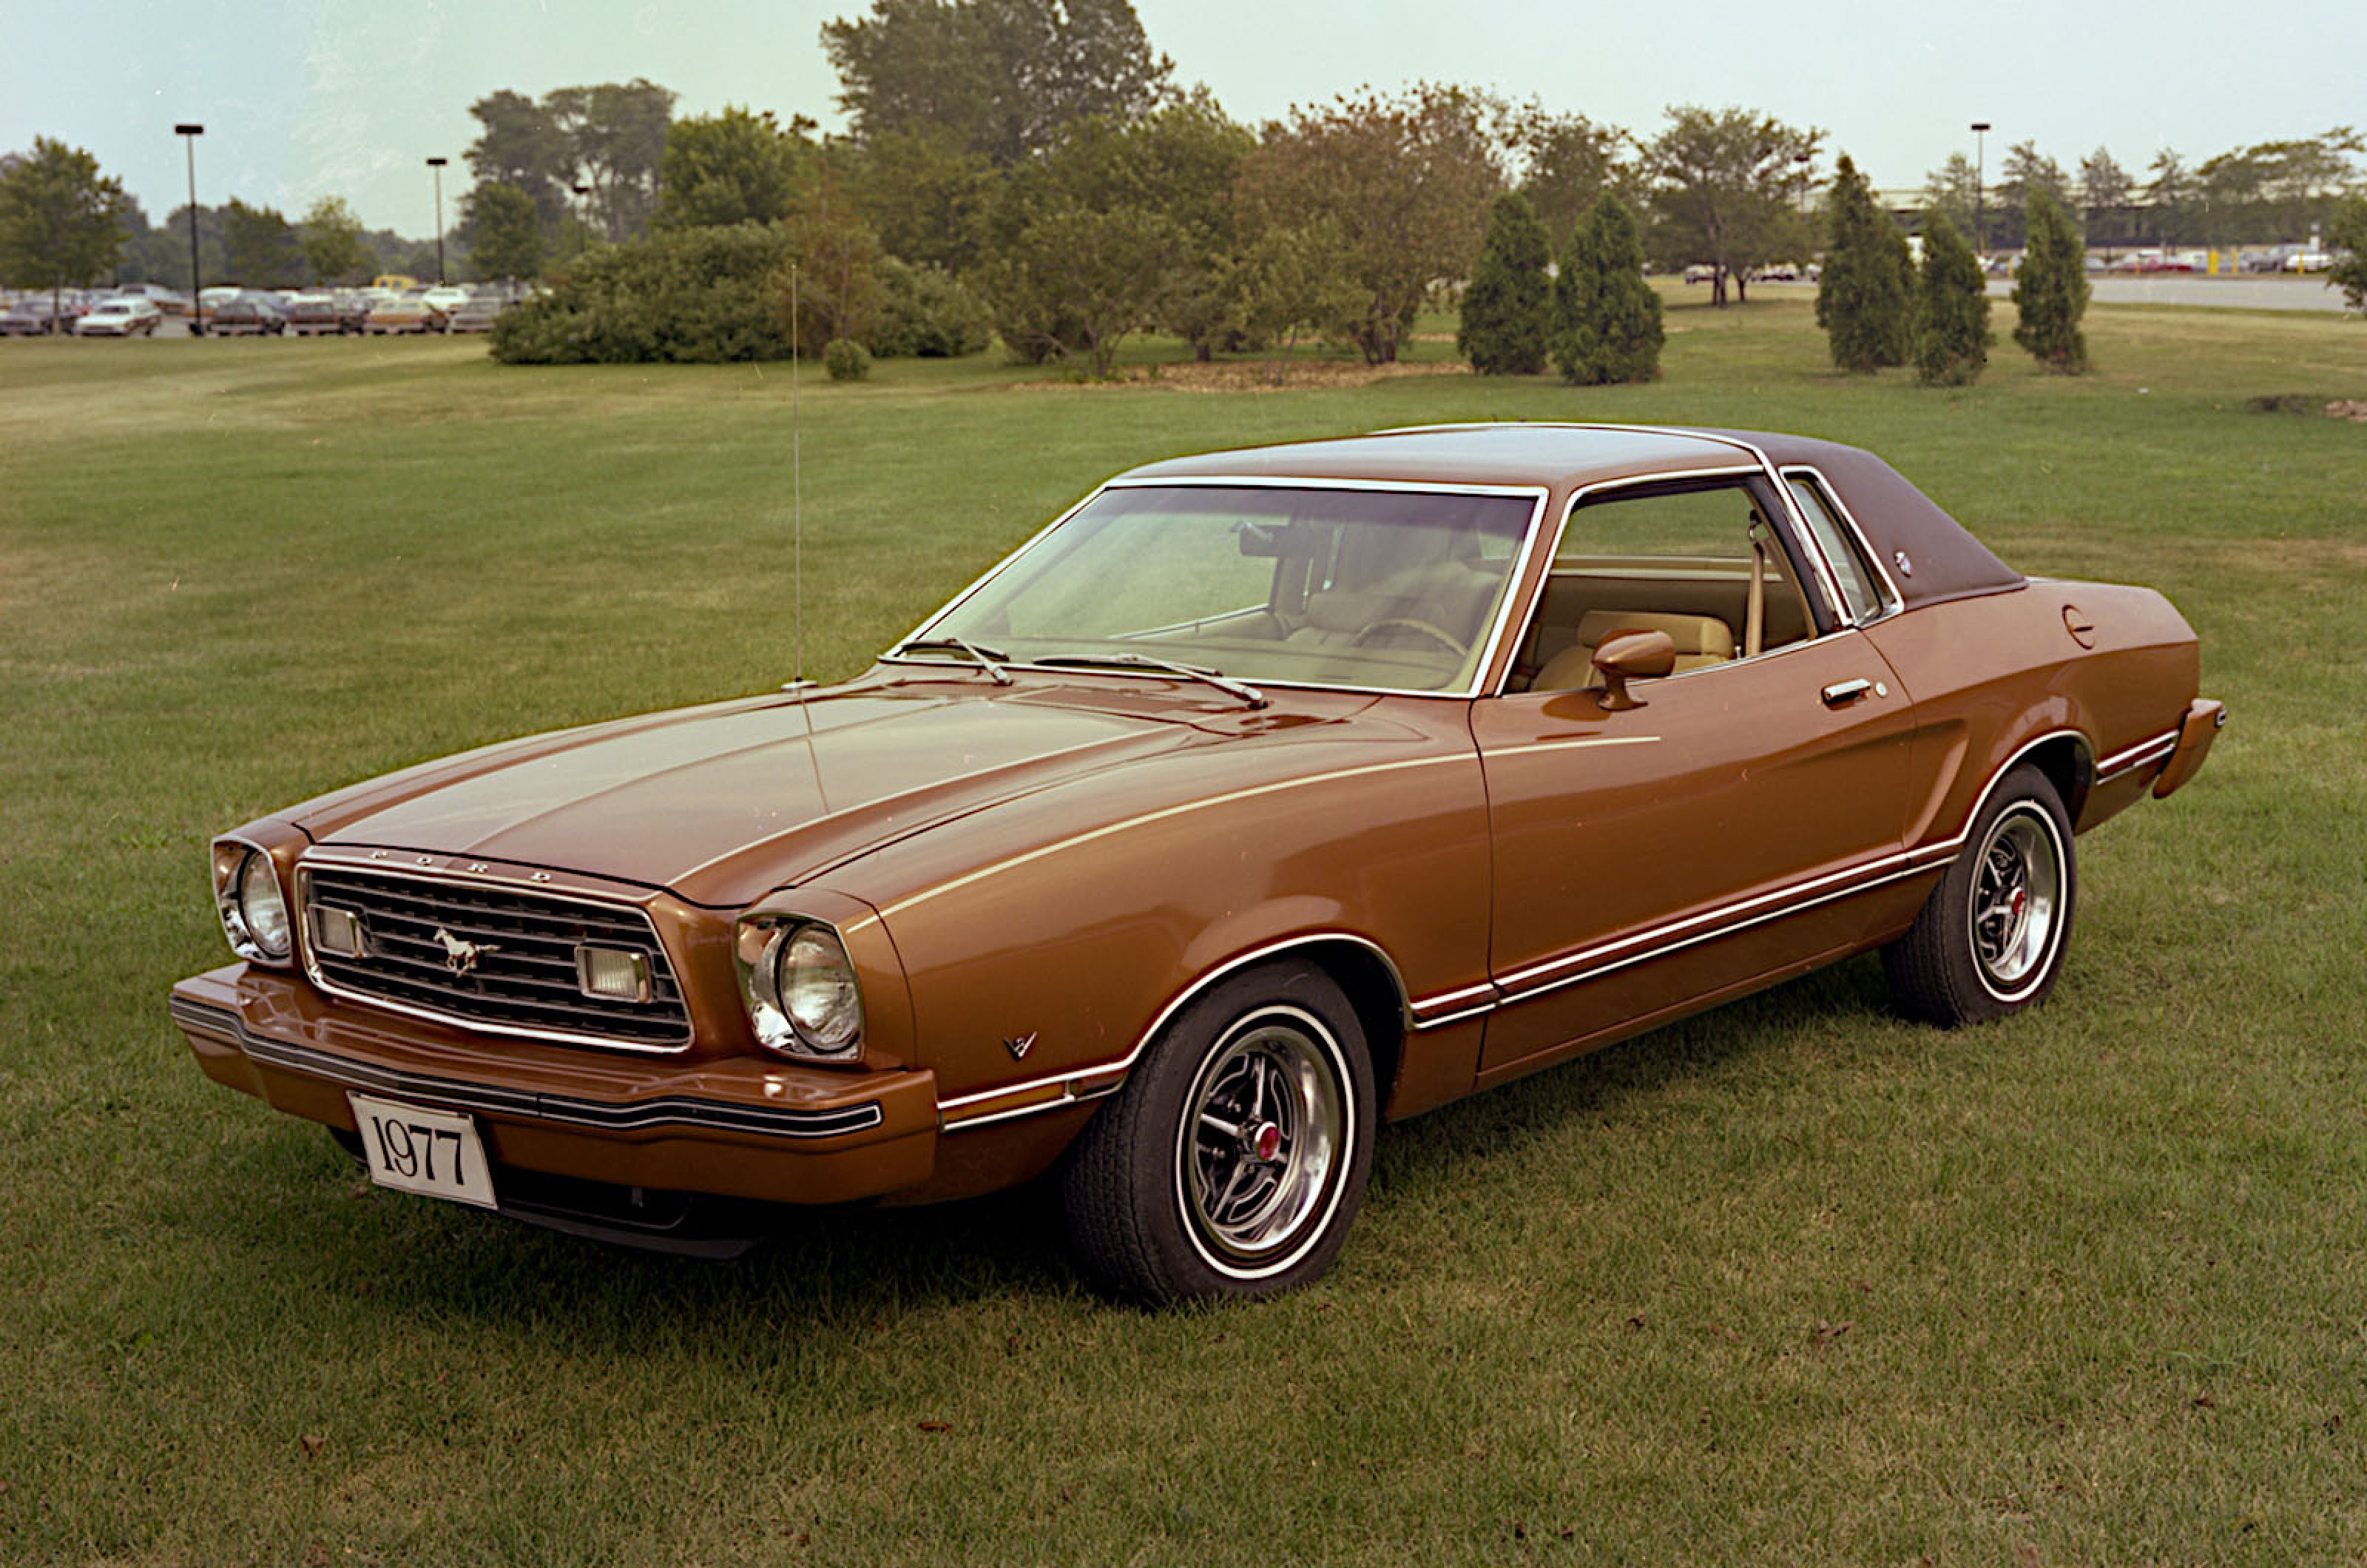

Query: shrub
[
  {"left": 1552, "top": 193, "right": 1662, "bottom": 385},
  {"left": 1459, "top": 191, "right": 1553, "bottom": 374},
  {"left": 490, "top": 222, "right": 794, "bottom": 364},
  {"left": 1817, "top": 154, "right": 1911, "bottom": 374},
  {"left": 823, "top": 337, "right": 872, "bottom": 381},
  {"left": 1911, "top": 211, "right": 1990, "bottom": 386},
  {"left": 870, "top": 257, "right": 993, "bottom": 357},
  {"left": 2012, "top": 190, "right": 2091, "bottom": 374}
]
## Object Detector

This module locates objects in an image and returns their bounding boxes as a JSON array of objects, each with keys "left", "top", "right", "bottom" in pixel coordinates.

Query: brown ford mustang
[{"left": 172, "top": 425, "right": 2222, "bottom": 1302}]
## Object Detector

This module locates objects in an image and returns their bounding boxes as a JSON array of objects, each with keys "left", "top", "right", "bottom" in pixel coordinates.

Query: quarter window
[{"left": 1784, "top": 473, "right": 1888, "bottom": 624}]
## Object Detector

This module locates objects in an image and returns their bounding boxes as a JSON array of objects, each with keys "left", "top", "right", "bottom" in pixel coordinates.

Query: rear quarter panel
[{"left": 1865, "top": 580, "right": 2199, "bottom": 872}]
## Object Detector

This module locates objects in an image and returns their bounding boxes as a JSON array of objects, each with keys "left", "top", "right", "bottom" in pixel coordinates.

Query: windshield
[{"left": 916, "top": 483, "right": 1539, "bottom": 694}]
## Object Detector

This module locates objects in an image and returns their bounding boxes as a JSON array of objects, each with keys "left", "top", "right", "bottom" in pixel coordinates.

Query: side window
[
  {"left": 1784, "top": 473, "right": 1888, "bottom": 624},
  {"left": 1518, "top": 479, "right": 1817, "bottom": 692}
]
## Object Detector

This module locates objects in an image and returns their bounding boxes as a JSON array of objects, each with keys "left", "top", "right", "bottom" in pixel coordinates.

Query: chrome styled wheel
[
  {"left": 1175, "top": 1007, "right": 1348, "bottom": 1273},
  {"left": 1884, "top": 763, "right": 2078, "bottom": 1027},
  {"left": 1061, "top": 960, "right": 1376, "bottom": 1303},
  {"left": 1968, "top": 807, "right": 2064, "bottom": 998}
]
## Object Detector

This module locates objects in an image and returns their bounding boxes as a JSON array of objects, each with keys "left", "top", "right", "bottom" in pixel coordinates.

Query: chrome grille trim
[{"left": 297, "top": 863, "right": 694, "bottom": 1054}]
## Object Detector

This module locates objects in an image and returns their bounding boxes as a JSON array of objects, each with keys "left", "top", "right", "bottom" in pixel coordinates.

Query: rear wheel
[
  {"left": 1061, "top": 960, "right": 1375, "bottom": 1304},
  {"left": 1884, "top": 765, "right": 2076, "bottom": 1025}
]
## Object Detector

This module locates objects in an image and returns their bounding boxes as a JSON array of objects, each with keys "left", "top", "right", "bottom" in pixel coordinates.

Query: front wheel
[
  {"left": 1061, "top": 960, "right": 1376, "bottom": 1304},
  {"left": 1884, "top": 764, "right": 2076, "bottom": 1025}
]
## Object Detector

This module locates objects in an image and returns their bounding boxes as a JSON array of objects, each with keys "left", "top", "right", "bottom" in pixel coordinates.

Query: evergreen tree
[
  {"left": 1552, "top": 193, "right": 1662, "bottom": 384},
  {"left": 1458, "top": 190, "right": 1552, "bottom": 374},
  {"left": 1911, "top": 211, "right": 1990, "bottom": 385},
  {"left": 1814, "top": 154, "right": 1910, "bottom": 373},
  {"left": 2012, "top": 189, "right": 2090, "bottom": 373}
]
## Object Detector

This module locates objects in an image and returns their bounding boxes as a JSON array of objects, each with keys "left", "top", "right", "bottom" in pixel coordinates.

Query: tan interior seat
[{"left": 1533, "top": 609, "right": 1737, "bottom": 692}]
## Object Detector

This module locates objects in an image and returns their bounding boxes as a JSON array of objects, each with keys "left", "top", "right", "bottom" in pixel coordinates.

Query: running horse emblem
[{"left": 431, "top": 926, "right": 500, "bottom": 976}]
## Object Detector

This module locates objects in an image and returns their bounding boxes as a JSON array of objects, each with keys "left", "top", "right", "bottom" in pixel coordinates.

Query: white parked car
[
  {"left": 420, "top": 285, "right": 471, "bottom": 314},
  {"left": 76, "top": 297, "right": 164, "bottom": 336}
]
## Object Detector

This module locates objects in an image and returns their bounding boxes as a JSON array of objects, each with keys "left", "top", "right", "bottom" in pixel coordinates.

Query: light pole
[
  {"left": 175, "top": 123, "right": 203, "bottom": 334},
  {"left": 1971, "top": 121, "right": 1991, "bottom": 259},
  {"left": 425, "top": 156, "right": 448, "bottom": 283},
  {"left": 573, "top": 182, "right": 592, "bottom": 257},
  {"left": 1794, "top": 151, "right": 1813, "bottom": 219}
]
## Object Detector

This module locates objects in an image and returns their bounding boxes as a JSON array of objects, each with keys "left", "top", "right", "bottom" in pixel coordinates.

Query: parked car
[
  {"left": 172, "top": 425, "right": 2221, "bottom": 1303},
  {"left": 75, "top": 297, "right": 164, "bottom": 336},
  {"left": 207, "top": 297, "right": 286, "bottom": 336},
  {"left": 280, "top": 294, "right": 366, "bottom": 335},
  {"left": 1, "top": 296, "right": 74, "bottom": 335},
  {"left": 112, "top": 282, "right": 192, "bottom": 314},
  {"left": 2285, "top": 251, "right": 2334, "bottom": 273},
  {"left": 365, "top": 292, "right": 445, "bottom": 334},
  {"left": 420, "top": 284, "right": 472, "bottom": 315},
  {"left": 442, "top": 293, "right": 511, "bottom": 334}
]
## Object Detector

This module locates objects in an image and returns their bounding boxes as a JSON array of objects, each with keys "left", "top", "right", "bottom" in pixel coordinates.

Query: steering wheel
[{"left": 1349, "top": 618, "right": 1469, "bottom": 658}]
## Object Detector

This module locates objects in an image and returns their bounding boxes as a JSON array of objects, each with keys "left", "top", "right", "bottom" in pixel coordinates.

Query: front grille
[{"left": 299, "top": 865, "right": 692, "bottom": 1050}]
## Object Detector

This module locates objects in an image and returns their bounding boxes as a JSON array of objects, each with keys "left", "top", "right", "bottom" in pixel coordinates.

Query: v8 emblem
[{"left": 1002, "top": 1031, "right": 1038, "bottom": 1061}]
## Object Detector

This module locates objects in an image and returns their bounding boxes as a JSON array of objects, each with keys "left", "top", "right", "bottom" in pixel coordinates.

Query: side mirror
[{"left": 1593, "top": 629, "right": 1676, "bottom": 712}]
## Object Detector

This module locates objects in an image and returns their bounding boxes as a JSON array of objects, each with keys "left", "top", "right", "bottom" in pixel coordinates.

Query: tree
[
  {"left": 550, "top": 78, "right": 676, "bottom": 242},
  {"left": 1816, "top": 155, "right": 1911, "bottom": 373},
  {"left": 2327, "top": 195, "right": 2367, "bottom": 313},
  {"left": 783, "top": 164, "right": 887, "bottom": 355},
  {"left": 1458, "top": 191, "right": 1553, "bottom": 374},
  {"left": 467, "top": 183, "right": 544, "bottom": 283},
  {"left": 1911, "top": 211, "right": 1990, "bottom": 385},
  {"left": 222, "top": 197, "right": 304, "bottom": 287},
  {"left": 844, "top": 128, "right": 996, "bottom": 273},
  {"left": 2078, "top": 148, "right": 2134, "bottom": 250},
  {"left": 2195, "top": 127, "right": 2365, "bottom": 245},
  {"left": 1639, "top": 105, "right": 1820, "bottom": 306},
  {"left": 2144, "top": 148, "right": 2189, "bottom": 247},
  {"left": 300, "top": 196, "right": 369, "bottom": 285},
  {"left": 1502, "top": 104, "right": 1622, "bottom": 252},
  {"left": 1553, "top": 192, "right": 1662, "bottom": 385},
  {"left": 1224, "top": 220, "right": 1363, "bottom": 384},
  {"left": 1995, "top": 141, "right": 2070, "bottom": 246},
  {"left": 465, "top": 89, "right": 575, "bottom": 232},
  {"left": 1235, "top": 84, "right": 1501, "bottom": 363},
  {"left": 822, "top": 0, "right": 1173, "bottom": 166},
  {"left": 1920, "top": 152, "right": 1981, "bottom": 242},
  {"left": 1039, "top": 97, "right": 1255, "bottom": 358},
  {"left": 979, "top": 201, "right": 1183, "bottom": 375},
  {"left": 656, "top": 106, "right": 810, "bottom": 229},
  {"left": 0, "top": 138, "right": 132, "bottom": 321},
  {"left": 2012, "top": 190, "right": 2090, "bottom": 373}
]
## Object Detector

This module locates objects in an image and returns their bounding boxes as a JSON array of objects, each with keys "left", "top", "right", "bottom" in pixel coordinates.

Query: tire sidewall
[
  {"left": 1956, "top": 767, "right": 2076, "bottom": 1018},
  {"left": 1078, "top": 960, "right": 1377, "bottom": 1302}
]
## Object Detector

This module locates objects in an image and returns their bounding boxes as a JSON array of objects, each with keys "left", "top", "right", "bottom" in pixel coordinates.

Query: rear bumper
[
  {"left": 2151, "top": 697, "right": 2225, "bottom": 800},
  {"left": 169, "top": 964, "right": 939, "bottom": 1209}
]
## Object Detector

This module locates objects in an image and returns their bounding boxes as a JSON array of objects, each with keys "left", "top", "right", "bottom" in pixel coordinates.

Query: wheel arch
[{"left": 1130, "top": 933, "right": 1411, "bottom": 1114}]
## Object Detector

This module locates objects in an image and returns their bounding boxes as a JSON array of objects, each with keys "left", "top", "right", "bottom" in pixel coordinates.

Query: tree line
[{"left": 5, "top": 0, "right": 2365, "bottom": 358}]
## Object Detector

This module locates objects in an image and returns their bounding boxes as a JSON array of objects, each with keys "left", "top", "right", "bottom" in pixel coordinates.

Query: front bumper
[{"left": 170, "top": 964, "right": 940, "bottom": 1212}]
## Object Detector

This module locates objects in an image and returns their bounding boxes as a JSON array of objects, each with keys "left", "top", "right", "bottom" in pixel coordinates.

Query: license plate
[{"left": 347, "top": 1092, "right": 498, "bottom": 1209}]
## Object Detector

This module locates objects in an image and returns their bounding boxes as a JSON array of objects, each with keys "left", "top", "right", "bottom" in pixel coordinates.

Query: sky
[{"left": 4, "top": 0, "right": 2362, "bottom": 239}]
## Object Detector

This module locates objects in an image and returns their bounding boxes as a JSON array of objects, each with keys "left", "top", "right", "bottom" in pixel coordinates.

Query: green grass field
[{"left": 4, "top": 294, "right": 2365, "bottom": 1565}]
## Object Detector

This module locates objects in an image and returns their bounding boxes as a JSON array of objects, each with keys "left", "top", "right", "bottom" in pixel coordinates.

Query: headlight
[
  {"left": 212, "top": 840, "right": 292, "bottom": 963},
  {"left": 735, "top": 916, "right": 864, "bottom": 1059}
]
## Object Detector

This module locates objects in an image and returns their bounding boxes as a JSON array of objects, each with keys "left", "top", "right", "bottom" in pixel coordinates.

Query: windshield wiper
[
  {"left": 888, "top": 635, "right": 1014, "bottom": 685},
  {"left": 1033, "top": 652, "right": 1266, "bottom": 709}
]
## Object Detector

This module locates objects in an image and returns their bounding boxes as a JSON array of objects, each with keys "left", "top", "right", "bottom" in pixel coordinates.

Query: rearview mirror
[
  {"left": 1594, "top": 629, "right": 1676, "bottom": 712},
  {"left": 1234, "top": 521, "right": 1323, "bottom": 559}
]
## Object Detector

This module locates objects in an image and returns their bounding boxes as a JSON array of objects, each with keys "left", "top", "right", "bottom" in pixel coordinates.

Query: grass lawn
[{"left": 4, "top": 293, "right": 2365, "bottom": 1565}]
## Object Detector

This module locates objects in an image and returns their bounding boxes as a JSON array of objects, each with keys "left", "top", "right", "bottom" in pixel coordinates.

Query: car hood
[{"left": 291, "top": 680, "right": 1280, "bottom": 908}]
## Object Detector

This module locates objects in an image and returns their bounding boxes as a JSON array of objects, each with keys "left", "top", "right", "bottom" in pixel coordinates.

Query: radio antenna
[{"left": 791, "top": 262, "right": 804, "bottom": 689}]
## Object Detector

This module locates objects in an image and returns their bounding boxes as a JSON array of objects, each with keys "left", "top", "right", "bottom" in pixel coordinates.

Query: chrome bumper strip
[{"left": 169, "top": 996, "right": 885, "bottom": 1140}]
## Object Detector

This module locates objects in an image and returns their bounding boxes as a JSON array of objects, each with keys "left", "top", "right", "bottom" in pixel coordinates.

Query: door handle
[{"left": 1820, "top": 678, "right": 1874, "bottom": 706}]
